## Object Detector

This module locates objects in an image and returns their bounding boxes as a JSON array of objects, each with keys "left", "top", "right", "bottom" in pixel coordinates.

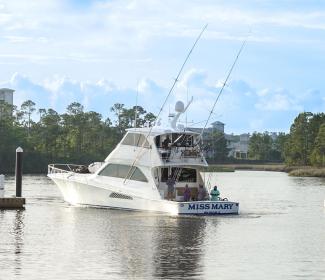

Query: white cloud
[
  {"left": 257, "top": 88, "right": 269, "bottom": 97},
  {"left": 178, "top": 68, "right": 207, "bottom": 89},
  {"left": 255, "top": 88, "right": 302, "bottom": 111},
  {"left": 0, "top": 73, "right": 167, "bottom": 118},
  {"left": 138, "top": 78, "right": 163, "bottom": 95},
  {"left": 1, "top": 71, "right": 324, "bottom": 133},
  {"left": 0, "top": 1, "right": 325, "bottom": 132},
  {"left": 1, "top": 0, "right": 325, "bottom": 66}
]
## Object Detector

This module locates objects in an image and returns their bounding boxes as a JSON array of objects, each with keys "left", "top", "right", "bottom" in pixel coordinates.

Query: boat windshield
[{"left": 121, "top": 132, "right": 150, "bottom": 148}]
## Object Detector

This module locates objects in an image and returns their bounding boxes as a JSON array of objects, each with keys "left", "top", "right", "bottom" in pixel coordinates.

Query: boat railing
[{"left": 48, "top": 164, "right": 89, "bottom": 174}]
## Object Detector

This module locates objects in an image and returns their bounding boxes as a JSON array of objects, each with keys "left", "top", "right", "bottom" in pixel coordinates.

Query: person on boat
[
  {"left": 183, "top": 184, "right": 191, "bottom": 202},
  {"left": 166, "top": 175, "right": 175, "bottom": 200},
  {"left": 162, "top": 135, "right": 172, "bottom": 161},
  {"left": 162, "top": 135, "right": 171, "bottom": 149},
  {"left": 210, "top": 186, "right": 220, "bottom": 201},
  {"left": 197, "top": 184, "right": 207, "bottom": 201}
]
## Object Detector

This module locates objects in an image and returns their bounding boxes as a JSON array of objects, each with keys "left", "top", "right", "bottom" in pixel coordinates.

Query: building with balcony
[
  {"left": 188, "top": 121, "right": 250, "bottom": 160},
  {"left": 226, "top": 133, "right": 250, "bottom": 159}
]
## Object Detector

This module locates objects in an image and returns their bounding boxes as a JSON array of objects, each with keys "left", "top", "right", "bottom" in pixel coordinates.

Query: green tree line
[
  {"left": 0, "top": 100, "right": 156, "bottom": 173},
  {"left": 284, "top": 112, "right": 325, "bottom": 166},
  {"left": 248, "top": 112, "right": 325, "bottom": 166},
  {"left": 1, "top": 98, "right": 324, "bottom": 173},
  {"left": 248, "top": 132, "right": 287, "bottom": 161}
]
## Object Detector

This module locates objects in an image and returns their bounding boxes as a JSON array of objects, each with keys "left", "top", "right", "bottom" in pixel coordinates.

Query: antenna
[
  {"left": 199, "top": 39, "right": 246, "bottom": 138},
  {"left": 123, "top": 24, "right": 208, "bottom": 184}
]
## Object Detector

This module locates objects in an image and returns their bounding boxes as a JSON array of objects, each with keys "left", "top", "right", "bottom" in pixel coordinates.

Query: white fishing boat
[
  {"left": 48, "top": 101, "right": 239, "bottom": 215},
  {"left": 48, "top": 25, "right": 243, "bottom": 215}
]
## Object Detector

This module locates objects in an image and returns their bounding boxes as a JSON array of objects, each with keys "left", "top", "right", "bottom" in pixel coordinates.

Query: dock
[{"left": 0, "top": 197, "right": 25, "bottom": 209}]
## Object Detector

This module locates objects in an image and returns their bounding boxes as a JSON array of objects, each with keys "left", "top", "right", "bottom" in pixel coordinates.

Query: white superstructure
[{"left": 48, "top": 102, "right": 239, "bottom": 215}]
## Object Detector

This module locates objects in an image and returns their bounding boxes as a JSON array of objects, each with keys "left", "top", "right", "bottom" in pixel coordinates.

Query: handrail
[{"left": 48, "top": 164, "right": 88, "bottom": 174}]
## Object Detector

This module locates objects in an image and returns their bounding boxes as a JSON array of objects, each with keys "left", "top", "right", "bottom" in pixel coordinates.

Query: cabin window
[
  {"left": 171, "top": 168, "right": 196, "bottom": 182},
  {"left": 98, "top": 164, "right": 148, "bottom": 182},
  {"left": 155, "top": 133, "right": 197, "bottom": 148},
  {"left": 121, "top": 133, "right": 150, "bottom": 148},
  {"left": 130, "top": 168, "right": 148, "bottom": 182}
]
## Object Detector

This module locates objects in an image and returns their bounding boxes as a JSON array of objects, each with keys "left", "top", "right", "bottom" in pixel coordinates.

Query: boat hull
[{"left": 49, "top": 175, "right": 239, "bottom": 215}]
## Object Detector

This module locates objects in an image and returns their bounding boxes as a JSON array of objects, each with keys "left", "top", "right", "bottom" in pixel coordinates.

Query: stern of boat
[{"left": 178, "top": 200, "right": 239, "bottom": 215}]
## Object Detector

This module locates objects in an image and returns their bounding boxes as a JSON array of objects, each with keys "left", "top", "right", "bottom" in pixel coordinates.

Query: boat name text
[{"left": 188, "top": 203, "right": 234, "bottom": 210}]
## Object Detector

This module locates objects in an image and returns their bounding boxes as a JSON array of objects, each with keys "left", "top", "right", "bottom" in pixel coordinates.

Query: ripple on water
[{"left": 0, "top": 173, "right": 325, "bottom": 279}]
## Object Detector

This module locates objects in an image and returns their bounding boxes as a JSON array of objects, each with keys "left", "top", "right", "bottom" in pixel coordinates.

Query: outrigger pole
[
  {"left": 123, "top": 24, "right": 208, "bottom": 184},
  {"left": 199, "top": 39, "right": 246, "bottom": 138},
  {"left": 201, "top": 39, "right": 247, "bottom": 189}
]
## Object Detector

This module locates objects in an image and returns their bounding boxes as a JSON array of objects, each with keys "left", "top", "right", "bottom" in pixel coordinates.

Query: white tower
[{"left": 0, "top": 88, "right": 14, "bottom": 118}]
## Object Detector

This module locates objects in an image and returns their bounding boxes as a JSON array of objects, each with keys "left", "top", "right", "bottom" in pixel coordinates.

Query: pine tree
[{"left": 311, "top": 123, "right": 325, "bottom": 166}]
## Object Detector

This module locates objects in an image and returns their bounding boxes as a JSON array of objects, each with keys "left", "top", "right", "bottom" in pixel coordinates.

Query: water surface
[{"left": 1, "top": 171, "right": 325, "bottom": 280}]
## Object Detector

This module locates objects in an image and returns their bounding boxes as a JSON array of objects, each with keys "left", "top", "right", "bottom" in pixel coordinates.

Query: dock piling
[
  {"left": 15, "top": 147, "right": 23, "bottom": 197},
  {"left": 0, "top": 147, "right": 25, "bottom": 209}
]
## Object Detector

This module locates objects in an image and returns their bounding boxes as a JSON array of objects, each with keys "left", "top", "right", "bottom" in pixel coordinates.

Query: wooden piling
[
  {"left": 15, "top": 147, "right": 23, "bottom": 197},
  {"left": 0, "top": 147, "right": 25, "bottom": 210}
]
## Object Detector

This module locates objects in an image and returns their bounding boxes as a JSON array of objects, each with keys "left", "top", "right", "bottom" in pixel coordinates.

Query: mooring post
[
  {"left": 15, "top": 147, "right": 23, "bottom": 198},
  {"left": 0, "top": 149, "right": 25, "bottom": 209}
]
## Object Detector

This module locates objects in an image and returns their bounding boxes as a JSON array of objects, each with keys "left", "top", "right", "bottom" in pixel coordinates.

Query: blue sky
[{"left": 0, "top": 0, "right": 325, "bottom": 133}]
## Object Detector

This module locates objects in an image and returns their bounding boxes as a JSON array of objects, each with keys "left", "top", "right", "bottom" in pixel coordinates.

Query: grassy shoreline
[{"left": 207, "top": 164, "right": 325, "bottom": 177}]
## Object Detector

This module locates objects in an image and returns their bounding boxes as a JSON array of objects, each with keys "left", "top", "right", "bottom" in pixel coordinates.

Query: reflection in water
[
  {"left": 153, "top": 216, "right": 207, "bottom": 279},
  {"left": 1, "top": 173, "right": 325, "bottom": 280},
  {"left": 66, "top": 209, "right": 207, "bottom": 280},
  {"left": 11, "top": 210, "right": 25, "bottom": 275},
  {"left": 13, "top": 210, "right": 24, "bottom": 274}
]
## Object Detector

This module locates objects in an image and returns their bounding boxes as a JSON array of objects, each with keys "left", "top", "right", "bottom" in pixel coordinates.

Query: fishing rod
[
  {"left": 155, "top": 24, "right": 208, "bottom": 123},
  {"left": 123, "top": 24, "right": 208, "bottom": 184},
  {"left": 202, "top": 39, "right": 247, "bottom": 189},
  {"left": 199, "top": 39, "right": 246, "bottom": 139}
]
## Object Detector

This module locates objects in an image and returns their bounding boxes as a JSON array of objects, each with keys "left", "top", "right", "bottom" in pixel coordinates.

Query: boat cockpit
[{"left": 153, "top": 165, "right": 209, "bottom": 202}]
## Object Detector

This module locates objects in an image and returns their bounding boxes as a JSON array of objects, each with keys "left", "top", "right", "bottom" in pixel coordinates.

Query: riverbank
[
  {"left": 207, "top": 164, "right": 325, "bottom": 177},
  {"left": 287, "top": 167, "right": 325, "bottom": 177}
]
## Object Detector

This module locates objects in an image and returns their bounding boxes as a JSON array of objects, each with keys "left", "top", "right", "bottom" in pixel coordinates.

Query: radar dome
[{"left": 175, "top": 101, "right": 185, "bottom": 113}]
